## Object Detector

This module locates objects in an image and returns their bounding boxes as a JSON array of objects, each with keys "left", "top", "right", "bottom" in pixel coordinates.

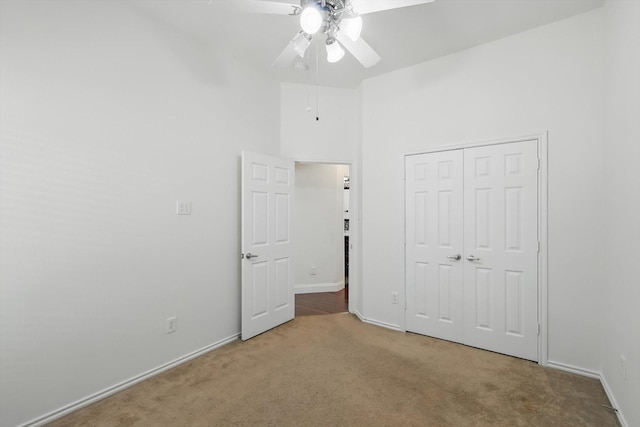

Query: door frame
[
  {"left": 289, "top": 158, "right": 360, "bottom": 317},
  {"left": 402, "top": 133, "right": 548, "bottom": 366}
]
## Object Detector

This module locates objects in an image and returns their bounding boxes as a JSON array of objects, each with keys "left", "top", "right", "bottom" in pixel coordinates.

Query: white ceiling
[{"left": 137, "top": 0, "right": 604, "bottom": 88}]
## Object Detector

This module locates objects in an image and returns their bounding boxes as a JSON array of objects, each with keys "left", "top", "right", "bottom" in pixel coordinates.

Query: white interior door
[
  {"left": 463, "top": 140, "right": 539, "bottom": 360},
  {"left": 405, "top": 140, "right": 539, "bottom": 361},
  {"left": 405, "top": 150, "right": 465, "bottom": 343},
  {"left": 241, "top": 151, "right": 294, "bottom": 340}
]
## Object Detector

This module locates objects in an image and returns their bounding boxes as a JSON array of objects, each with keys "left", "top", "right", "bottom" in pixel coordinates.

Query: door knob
[
  {"left": 245, "top": 253, "right": 259, "bottom": 260},
  {"left": 466, "top": 254, "right": 481, "bottom": 261},
  {"left": 447, "top": 254, "right": 462, "bottom": 261}
]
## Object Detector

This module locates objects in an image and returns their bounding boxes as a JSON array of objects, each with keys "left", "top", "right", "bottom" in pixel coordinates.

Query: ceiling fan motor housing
[
  {"left": 300, "top": 0, "right": 347, "bottom": 12},
  {"left": 299, "top": 0, "right": 349, "bottom": 36}
]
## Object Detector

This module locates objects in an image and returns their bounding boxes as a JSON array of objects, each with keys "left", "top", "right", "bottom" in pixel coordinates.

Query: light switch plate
[
  {"left": 176, "top": 200, "right": 192, "bottom": 215},
  {"left": 167, "top": 316, "right": 177, "bottom": 334}
]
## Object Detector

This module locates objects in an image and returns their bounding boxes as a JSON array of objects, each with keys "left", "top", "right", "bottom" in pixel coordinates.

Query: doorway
[
  {"left": 404, "top": 135, "right": 548, "bottom": 362},
  {"left": 293, "top": 162, "right": 351, "bottom": 316}
]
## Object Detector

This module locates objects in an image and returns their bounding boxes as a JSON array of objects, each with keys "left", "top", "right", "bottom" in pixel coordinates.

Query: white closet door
[
  {"left": 463, "top": 140, "right": 539, "bottom": 361},
  {"left": 405, "top": 150, "right": 464, "bottom": 343}
]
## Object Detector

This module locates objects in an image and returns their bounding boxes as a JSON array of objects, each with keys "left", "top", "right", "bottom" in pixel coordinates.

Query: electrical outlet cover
[
  {"left": 620, "top": 354, "right": 627, "bottom": 380},
  {"left": 167, "top": 316, "right": 177, "bottom": 334}
]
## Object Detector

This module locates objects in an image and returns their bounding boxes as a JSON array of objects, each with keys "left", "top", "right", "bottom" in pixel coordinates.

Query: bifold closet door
[
  {"left": 405, "top": 140, "right": 539, "bottom": 361},
  {"left": 463, "top": 141, "right": 538, "bottom": 361},
  {"left": 405, "top": 150, "right": 464, "bottom": 344}
]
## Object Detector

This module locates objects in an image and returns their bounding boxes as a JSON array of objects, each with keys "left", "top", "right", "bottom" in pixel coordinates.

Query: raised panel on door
[
  {"left": 405, "top": 150, "right": 464, "bottom": 343},
  {"left": 242, "top": 151, "right": 294, "bottom": 340},
  {"left": 463, "top": 140, "right": 538, "bottom": 361}
]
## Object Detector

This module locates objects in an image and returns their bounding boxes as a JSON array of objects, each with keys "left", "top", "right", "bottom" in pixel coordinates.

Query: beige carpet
[{"left": 49, "top": 313, "right": 619, "bottom": 427}]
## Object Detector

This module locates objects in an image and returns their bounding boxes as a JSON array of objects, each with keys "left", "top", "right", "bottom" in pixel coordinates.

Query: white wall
[
  {"left": 281, "top": 82, "right": 362, "bottom": 310},
  {"left": 601, "top": 1, "right": 640, "bottom": 426},
  {"left": 3, "top": 1, "right": 630, "bottom": 425},
  {"left": 281, "top": 83, "right": 358, "bottom": 162},
  {"left": 294, "top": 163, "right": 346, "bottom": 292},
  {"left": 360, "top": 9, "right": 605, "bottom": 370},
  {"left": 0, "top": 1, "right": 280, "bottom": 426}
]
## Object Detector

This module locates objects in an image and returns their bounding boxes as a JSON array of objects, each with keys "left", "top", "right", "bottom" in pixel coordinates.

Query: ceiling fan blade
[
  {"left": 350, "top": 0, "right": 433, "bottom": 15},
  {"left": 272, "top": 44, "right": 298, "bottom": 68},
  {"left": 272, "top": 33, "right": 302, "bottom": 68},
  {"left": 273, "top": 31, "right": 311, "bottom": 67},
  {"left": 210, "top": 0, "right": 299, "bottom": 15},
  {"left": 336, "top": 32, "right": 381, "bottom": 68}
]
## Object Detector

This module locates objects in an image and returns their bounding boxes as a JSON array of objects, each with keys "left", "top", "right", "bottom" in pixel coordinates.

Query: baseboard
[
  {"left": 349, "top": 310, "right": 402, "bottom": 332},
  {"left": 547, "top": 361, "right": 629, "bottom": 427},
  {"left": 352, "top": 309, "right": 365, "bottom": 322},
  {"left": 600, "top": 373, "right": 630, "bottom": 427},
  {"left": 20, "top": 333, "right": 630, "bottom": 427},
  {"left": 546, "top": 360, "right": 601, "bottom": 379},
  {"left": 20, "top": 333, "right": 240, "bottom": 427},
  {"left": 295, "top": 281, "right": 344, "bottom": 294},
  {"left": 360, "top": 316, "right": 402, "bottom": 332}
]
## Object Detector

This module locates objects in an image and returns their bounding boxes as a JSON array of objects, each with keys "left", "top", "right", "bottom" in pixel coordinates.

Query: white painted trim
[
  {"left": 537, "top": 133, "right": 549, "bottom": 366},
  {"left": 358, "top": 309, "right": 629, "bottom": 427},
  {"left": 546, "top": 360, "right": 601, "bottom": 379},
  {"left": 348, "top": 309, "right": 403, "bottom": 332},
  {"left": 399, "top": 151, "right": 408, "bottom": 332},
  {"left": 289, "top": 158, "right": 353, "bottom": 165},
  {"left": 347, "top": 161, "right": 359, "bottom": 315},
  {"left": 600, "top": 373, "right": 630, "bottom": 427},
  {"left": 361, "top": 317, "right": 403, "bottom": 332},
  {"left": 403, "top": 133, "right": 548, "bottom": 156},
  {"left": 547, "top": 362, "right": 628, "bottom": 426},
  {"left": 402, "top": 133, "right": 549, "bottom": 365},
  {"left": 295, "top": 281, "right": 345, "bottom": 294},
  {"left": 287, "top": 158, "right": 359, "bottom": 316},
  {"left": 20, "top": 334, "right": 240, "bottom": 427}
]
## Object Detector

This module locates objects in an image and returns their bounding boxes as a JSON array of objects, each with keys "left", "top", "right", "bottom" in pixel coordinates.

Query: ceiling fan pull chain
[
  {"left": 306, "top": 50, "right": 312, "bottom": 113},
  {"left": 315, "top": 41, "right": 320, "bottom": 121},
  {"left": 305, "top": 48, "right": 313, "bottom": 113}
]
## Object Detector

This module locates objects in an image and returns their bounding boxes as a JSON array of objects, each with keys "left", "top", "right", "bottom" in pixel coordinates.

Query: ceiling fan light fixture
[
  {"left": 340, "top": 15, "right": 362, "bottom": 41},
  {"left": 293, "top": 59, "right": 309, "bottom": 72},
  {"left": 300, "top": 6, "right": 323, "bottom": 35},
  {"left": 326, "top": 38, "right": 345, "bottom": 63},
  {"left": 291, "top": 32, "right": 311, "bottom": 57}
]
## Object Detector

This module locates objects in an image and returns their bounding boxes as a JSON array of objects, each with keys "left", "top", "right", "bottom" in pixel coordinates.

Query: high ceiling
[{"left": 138, "top": 0, "right": 604, "bottom": 88}]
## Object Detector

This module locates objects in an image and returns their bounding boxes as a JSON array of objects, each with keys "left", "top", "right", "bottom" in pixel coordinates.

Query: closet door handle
[
  {"left": 466, "top": 254, "right": 480, "bottom": 261},
  {"left": 447, "top": 254, "right": 462, "bottom": 261}
]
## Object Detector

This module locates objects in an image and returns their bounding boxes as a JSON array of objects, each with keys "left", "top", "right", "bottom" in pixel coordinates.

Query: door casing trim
[
  {"left": 288, "top": 158, "right": 360, "bottom": 317},
  {"left": 401, "top": 133, "right": 548, "bottom": 366}
]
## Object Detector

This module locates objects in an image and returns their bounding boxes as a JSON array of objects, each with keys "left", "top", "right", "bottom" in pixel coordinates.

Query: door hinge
[
  {"left": 537, "top": 241, "right": 541, "bottom": 253},
  {"left": 537, "top": 323, "right": 541, "bottom": 336}
]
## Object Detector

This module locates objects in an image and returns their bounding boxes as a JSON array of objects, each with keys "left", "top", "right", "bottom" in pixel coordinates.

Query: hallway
[{"left": 295, "top": 289, "right": 348, "bottom": 316}]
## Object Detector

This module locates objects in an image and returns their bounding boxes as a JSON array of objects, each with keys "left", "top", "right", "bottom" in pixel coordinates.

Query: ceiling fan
[{"left": 210, "top": 0, "right": 434, "bottom": 69}]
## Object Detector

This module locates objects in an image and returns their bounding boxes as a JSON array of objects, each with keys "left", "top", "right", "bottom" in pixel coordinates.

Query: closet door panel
[
  {"left": 405, "top": 150, "right": 464, "bottom": 343},
  {"left": 463, "top": 140, "right": 539, "bottom": 361}
]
